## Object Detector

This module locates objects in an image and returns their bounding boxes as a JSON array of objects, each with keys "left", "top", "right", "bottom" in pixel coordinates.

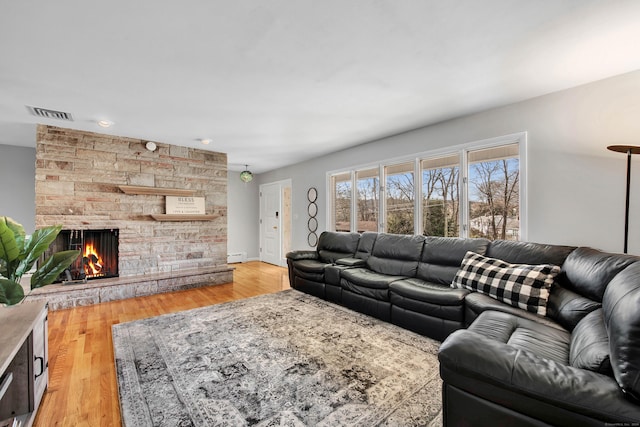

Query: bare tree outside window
[
  {"left": 356, "top": 168, "right": 379, "bottom": 232},
  {"left": 422, "top": 155, "right": 460, "bottom": 237},
  {"left": 385, "top": 163, "right": 414, "bottom": 234},
  {"left": 329, "top": 139, "right": 522, "bottom": 240},
  {"left": 468, "top": 144, "right": 519, "bottom": 240},
  {"left": 332, "top": 173, "right": 351, "bottom": 232}
]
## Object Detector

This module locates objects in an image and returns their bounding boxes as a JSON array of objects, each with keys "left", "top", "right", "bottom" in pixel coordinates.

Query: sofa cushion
[
  {"left": 416, "top": 236, "right": 490, "bottom": 284},
  {"left": 292, "top": 259, "right": 326, "bottom": 274},
  {"left": 603, "top": 260, "right": 640, "bottom": 402},
  {"left": 340, "top": 268, "right": 405, "bottom": 290},
  {"left": 487, "top": 240, "right": 575, "bottom": 266},
  {"left": 354, "top": 231, "right": 377, "bottom": 260},
  {"left": 390, "top": 278, "right": 469, "bottom": 306},
  {"left": 561, "top": 247, "right": 638, "bottom": 302},
  {"left": 291, "top": 259, "right": 328, "bottom": 283},
  {"left": 452, "top": 251, "right": 561, "bottom": 316},
  {"left": 464, "top": 292, "right": 567, "bottom": 330},
  {"left": 569, "top": 308, "right": 612, "bottom": 375},
  {"left": 365, "top": 233, "right": 425, "bottom": 277},
  {"left": 467, "top": 310, "right": 570, "bottom": 364},
  {"left": 316, "top": 231, "right": 360, "bottom": 263},
  {"left": 340, "top": 268, "right": 404, "bottom": 301},
  {"left": 546, "top": 285, "right": 602, "bottom": 331}
]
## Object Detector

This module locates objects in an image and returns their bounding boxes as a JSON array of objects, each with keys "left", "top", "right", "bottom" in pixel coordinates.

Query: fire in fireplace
[{"left": 52, "top": 229, "right": 119, "bottom": 282}]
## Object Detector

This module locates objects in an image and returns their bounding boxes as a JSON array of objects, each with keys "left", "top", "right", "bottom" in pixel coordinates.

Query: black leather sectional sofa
[{"left": 286, "top": 231, "right": 640, "bottom": 426}]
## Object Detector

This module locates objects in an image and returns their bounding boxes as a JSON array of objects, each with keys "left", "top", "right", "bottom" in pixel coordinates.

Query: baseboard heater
[{"left": 227, "top": 252, "right": 247, "bottom": 264}]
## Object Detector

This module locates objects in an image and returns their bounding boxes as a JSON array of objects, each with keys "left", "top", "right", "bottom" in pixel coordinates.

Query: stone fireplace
[
  {"left": 51, "top": 229, "right": 119, "bottom": 282},
  {"left": 26, "top": 125, "right": 233, "bottom": 309}
]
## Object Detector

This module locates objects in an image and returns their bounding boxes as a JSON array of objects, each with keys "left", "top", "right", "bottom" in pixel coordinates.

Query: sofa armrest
[
  {"left": 286, "top": 250, "right": 318, "bottom": 261},
  {"left": 335, "top": 257, "right": 366, "bottom": 267},
  {"left": 438, "top": 330, "right": 640, "bottom": 423}
]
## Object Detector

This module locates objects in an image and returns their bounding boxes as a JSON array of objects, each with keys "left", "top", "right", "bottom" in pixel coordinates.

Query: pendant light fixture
[{"left": 240, "top": 165, "right": 253, "bottom": 183}]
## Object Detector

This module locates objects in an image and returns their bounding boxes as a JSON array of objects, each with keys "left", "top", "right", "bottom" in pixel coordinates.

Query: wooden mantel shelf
[
  {"left": 150, "top": 214, "right": 218, "bottom": 221},
  {"left": 119, "top": 185, "right": 195, "bottom": 196}
]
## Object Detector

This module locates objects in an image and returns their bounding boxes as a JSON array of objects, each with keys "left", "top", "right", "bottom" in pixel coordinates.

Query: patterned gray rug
[{"left": 113, "top": 289, "right": 442, "bottom": 426}]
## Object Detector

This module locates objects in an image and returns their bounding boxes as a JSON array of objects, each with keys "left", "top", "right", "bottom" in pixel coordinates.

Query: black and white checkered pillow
[{"left": 451, "top": 251, "right": 561, "bottom": 316}]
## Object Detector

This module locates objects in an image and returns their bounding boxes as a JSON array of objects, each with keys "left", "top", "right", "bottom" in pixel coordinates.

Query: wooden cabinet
[{"left": 0, "top": 301, "right": 48, "bottom": 427}]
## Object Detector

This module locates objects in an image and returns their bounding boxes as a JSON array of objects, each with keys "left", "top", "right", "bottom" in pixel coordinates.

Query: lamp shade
[{"left": 240, "top": 165, "right": 253, "bottom": 183}]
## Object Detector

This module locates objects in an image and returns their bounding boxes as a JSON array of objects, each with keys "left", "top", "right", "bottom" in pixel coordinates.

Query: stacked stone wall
[{"left": 35, "top": 125, "right": 228, "bottom": 277}]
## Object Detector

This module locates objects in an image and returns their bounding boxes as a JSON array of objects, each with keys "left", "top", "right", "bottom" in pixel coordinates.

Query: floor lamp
[{"left": 607, "top": 145, "right": 640, "bottom": 254}]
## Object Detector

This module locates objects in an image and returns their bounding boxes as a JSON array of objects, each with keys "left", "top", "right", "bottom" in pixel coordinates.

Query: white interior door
[{"left": 260, "top": 182, "right": 282, "bottom": 265}]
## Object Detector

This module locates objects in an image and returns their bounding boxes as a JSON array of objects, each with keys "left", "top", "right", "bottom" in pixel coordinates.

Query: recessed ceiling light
[
  {"left": 97, "top": 120, "right": 113, "bottom": 128},
  {"left": 200, "top": 139, "right": 211, "bottom": 145}
]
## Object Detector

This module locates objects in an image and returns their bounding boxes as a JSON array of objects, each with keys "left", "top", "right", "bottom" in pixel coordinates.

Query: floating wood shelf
[
  {"left": 119, "top": 185, "right": 195, "bottom": 196},
  {"left": 150, "top": 214, "right": 218, "bottom": 221}
]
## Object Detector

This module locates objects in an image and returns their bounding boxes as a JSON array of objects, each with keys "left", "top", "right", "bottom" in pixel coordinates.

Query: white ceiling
[{"left": 1, "top": 1, "right": 640, "bottom": 173}]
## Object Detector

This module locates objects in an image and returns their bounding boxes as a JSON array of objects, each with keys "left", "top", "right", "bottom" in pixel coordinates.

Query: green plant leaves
[
  {"left": 0, "top": 217, "right": 79, "bottom": 304},
  {"left": 15, "top": 225, "right": 63, "bottom": 279},
  {"left": 0, "top": 216, "right": 20, "bottom": 264},
  {"left": 30, "top": 250, "right": 80, "bottom": 289},
  {"left": 5, "top": 217, "right": 26, "bottom": 257},
  {"left": 0, "top": 278, "right": 25, "bottom": 305}
]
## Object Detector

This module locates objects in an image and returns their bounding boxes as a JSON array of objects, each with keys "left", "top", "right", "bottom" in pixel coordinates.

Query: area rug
[{"left": 113, "top": 289, "right": 442, "bottom": 426}]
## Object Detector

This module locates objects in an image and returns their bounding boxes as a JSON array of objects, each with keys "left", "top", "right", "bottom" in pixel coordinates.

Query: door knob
[{"left": 273, "top": 226, "right": 278, "bottom": 229}]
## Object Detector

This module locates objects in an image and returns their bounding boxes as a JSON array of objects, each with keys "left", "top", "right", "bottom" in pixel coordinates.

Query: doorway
[{"left": 259, "top": 180, "right": 292, "bottom": 266}]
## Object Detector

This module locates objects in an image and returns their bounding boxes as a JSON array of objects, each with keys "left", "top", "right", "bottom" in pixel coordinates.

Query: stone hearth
[{"left": 25, "top": 266, "right": 233, "bottom": 310}]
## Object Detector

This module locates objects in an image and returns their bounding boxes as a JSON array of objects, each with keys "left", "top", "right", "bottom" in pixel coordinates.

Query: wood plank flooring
[{"left": 33, "top": 261, "right": 290, "bottom": 427}]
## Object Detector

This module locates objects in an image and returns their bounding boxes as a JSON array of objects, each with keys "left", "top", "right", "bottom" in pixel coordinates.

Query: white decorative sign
[{"left": 166, "top": 196, "right": 206, "bottom": 215}]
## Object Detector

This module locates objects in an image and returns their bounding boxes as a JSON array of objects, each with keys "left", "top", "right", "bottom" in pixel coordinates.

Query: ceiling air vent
[{"left": 26, "top": 106, "right": 74, "bottom": 121}]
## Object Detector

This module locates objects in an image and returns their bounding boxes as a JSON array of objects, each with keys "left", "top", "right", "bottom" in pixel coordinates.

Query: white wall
[
  {"left": 0, "top": 145, "right": 35, "bottom": 233},
  {"left": 227, "top": 171, "right": 260, "bottom": 260},
  {"left": 257, "top": 70, "right": 640, "bottom": 255}
]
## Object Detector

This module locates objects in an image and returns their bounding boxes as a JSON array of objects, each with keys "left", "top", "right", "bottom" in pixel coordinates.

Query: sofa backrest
[
  {"left": 550, "top": 247, "right": 638, "bottom": 330},
  {"left": 561, "top": 247, "right": 637, "bottom": 302},
  {"left": 355, "top": 231, "right": 378, "bottom": 261},
  {"left": 486, "top": 240, "right": 576, "bottom": 266},
  {"left": 417, "top": 236, "right": 490, "bottom": 285},
  {"left": 316, "top": 231, "right": 360, "bottom": 263},
  {"left": 366, "top": 233, "right": 425, "bottom": 277},
  {"left": 602, "top": 260, "right": 640, "bottom": 402}
]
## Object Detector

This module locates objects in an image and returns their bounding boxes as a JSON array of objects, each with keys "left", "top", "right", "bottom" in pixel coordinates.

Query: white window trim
[{"left": 326, "top": 132, "right": 527, "bottom": 239}]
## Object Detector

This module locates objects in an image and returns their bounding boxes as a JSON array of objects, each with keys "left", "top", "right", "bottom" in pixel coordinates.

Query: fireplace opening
[{"left": 51, "top": 229, "right": 119, "bottom": 283}]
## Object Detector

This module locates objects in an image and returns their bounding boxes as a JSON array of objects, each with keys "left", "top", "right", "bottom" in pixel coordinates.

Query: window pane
[
  {"left": 422, "top": 154, "right": 460, "bottom": 237},
  {"left": 332, "top": 173, "right": 351, "bottom": 232},
  {"left": 385, "top": 162, "right": 414, "bottom": 234},
  {"left": 468, "top": 144, "right": 519, "bottom": 240},
  {"left": 356, "top": 168, "right": 379, "bottom": 232}
]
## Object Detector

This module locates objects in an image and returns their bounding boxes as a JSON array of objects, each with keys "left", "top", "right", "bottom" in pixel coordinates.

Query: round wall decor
[
  {"left": 307, "top": 202, "right": 318, "bottom": 217},
  {"left": 307, "top": 187, "right": 318, "bottom": 247},
  {"left": 307, "top": 187, "right": 318, "bottom": 203}
]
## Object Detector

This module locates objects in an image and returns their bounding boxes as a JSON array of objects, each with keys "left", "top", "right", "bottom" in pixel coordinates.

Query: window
[
  {"left": 328, "top": 133, "right": 524, "bottom": 240},
  {"left": 356, "top": 168, "right": 379, "bottom": 232},
  {"left": 467, "top": 144, "right": 520, "bottom": 240},
  {"left": 422, "top": 154, "right": 460, "bottom": 237},
  {"left": 385, "top": 162, "right": 414, "bottom": 234},
  {"left": 331, "top": 172, "right": 351, "bottom": 232}
]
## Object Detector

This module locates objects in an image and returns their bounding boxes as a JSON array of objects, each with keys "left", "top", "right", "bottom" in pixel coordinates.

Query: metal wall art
[{"left": 307, "top": 187, "right": 318, "bottom": 247}]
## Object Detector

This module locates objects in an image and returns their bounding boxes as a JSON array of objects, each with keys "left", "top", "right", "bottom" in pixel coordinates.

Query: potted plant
[{"left": 0, "top": 216, "right": 80, "bottom": 306}]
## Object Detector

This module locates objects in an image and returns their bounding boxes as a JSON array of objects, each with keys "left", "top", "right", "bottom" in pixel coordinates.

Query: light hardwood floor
[{"left": 34, "top": 261, "right": 290, "bottom": 427}]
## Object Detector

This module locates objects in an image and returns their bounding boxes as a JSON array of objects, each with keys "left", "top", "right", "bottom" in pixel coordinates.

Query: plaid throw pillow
[{"left": 451, "top": 251, "right": 561, "bottom": 316}]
